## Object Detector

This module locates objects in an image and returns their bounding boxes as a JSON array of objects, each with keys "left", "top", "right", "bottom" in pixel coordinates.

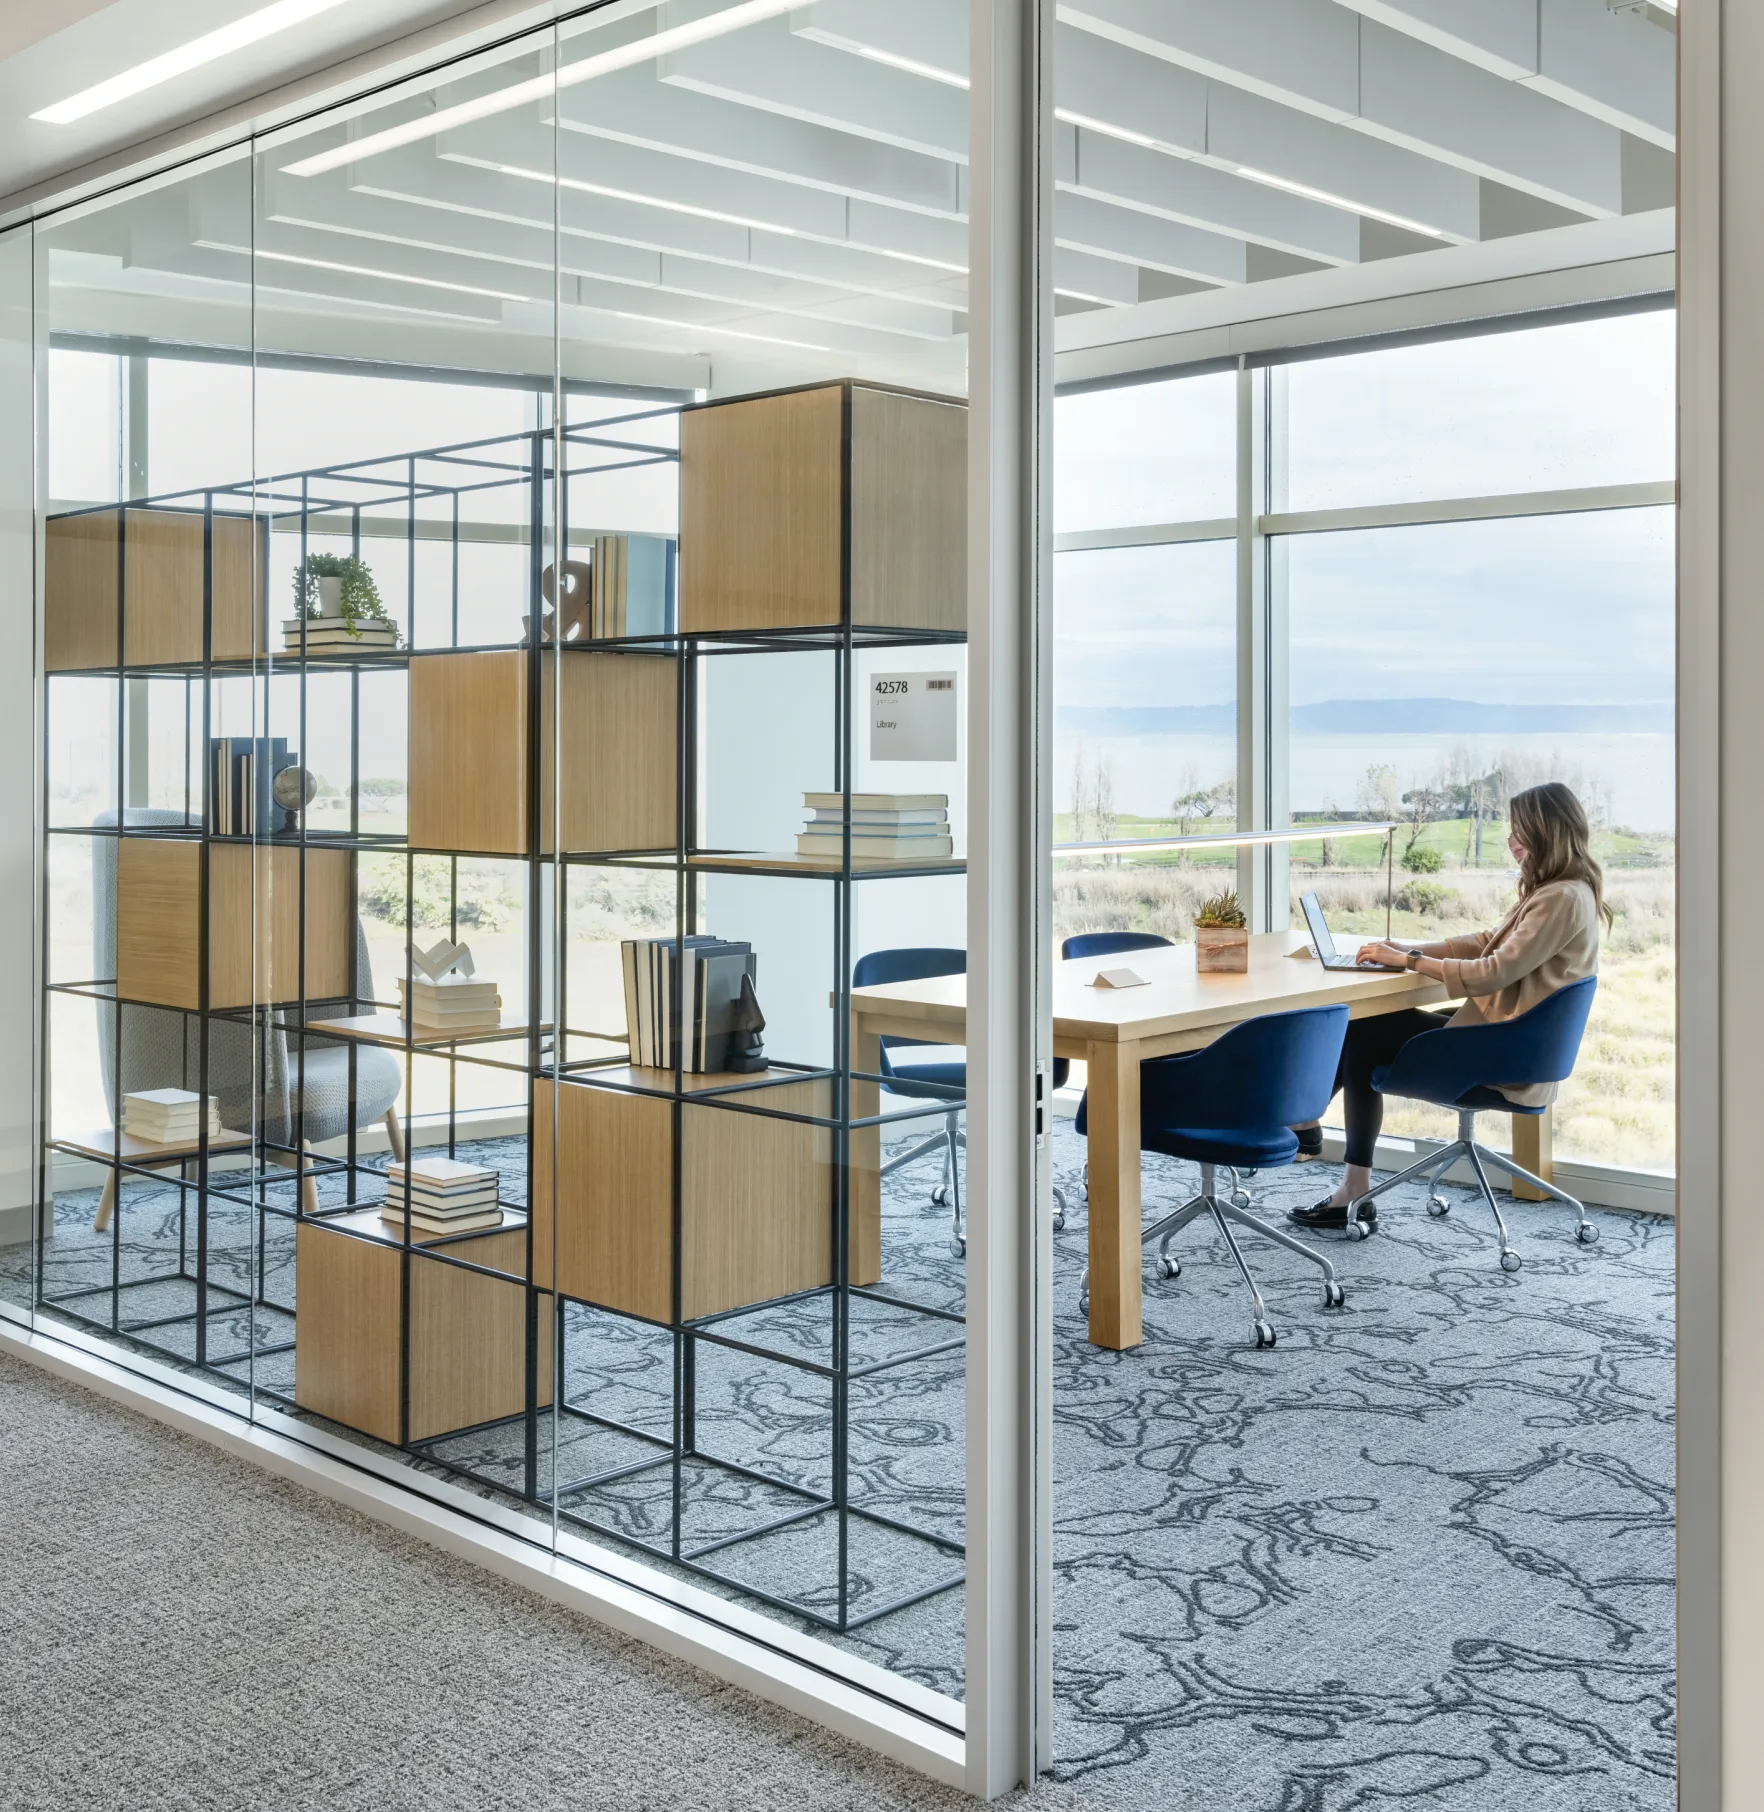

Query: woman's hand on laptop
[{"left": 1355, "top": 941, "right": 1411, "bottom": 969}]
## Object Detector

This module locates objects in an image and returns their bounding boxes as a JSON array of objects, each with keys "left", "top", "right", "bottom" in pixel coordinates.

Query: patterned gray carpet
[{"left": 0, "top": 1118, "right": 1675, "bottom": 1810}]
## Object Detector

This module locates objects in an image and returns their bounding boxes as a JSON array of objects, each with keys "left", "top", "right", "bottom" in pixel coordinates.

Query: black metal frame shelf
[{"left": 39, "top": 393, "right": 969, "bottom": 1644}]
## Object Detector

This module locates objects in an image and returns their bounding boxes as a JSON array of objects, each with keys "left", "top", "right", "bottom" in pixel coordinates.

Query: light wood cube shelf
[
  {"left": 295, "top": 1208, "right": 552, "bottom": 1445},
  {"left": 679, "top": 380, "right": 966, "bottom": 635},
  {"left": 531, "top": 1070, "right": 878, "bottom": 1324},
  {"left": 115, "top": 838, "right": 352, "bottom": 1011},
  {"left": 45, "top": 507, "right": 266, "bottom": 672},
  {"left": 408, "top": 649, "right": 678, "bottom": 857}
]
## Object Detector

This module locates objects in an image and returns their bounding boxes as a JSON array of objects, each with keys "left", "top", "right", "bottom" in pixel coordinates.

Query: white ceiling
[{"left": 11, "top": 0, "right": 1678, "bottom": 398}]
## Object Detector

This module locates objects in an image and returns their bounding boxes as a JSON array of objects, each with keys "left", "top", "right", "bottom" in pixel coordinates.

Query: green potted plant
[
  {"left": 289, "top": 554, "right": 400, "bottom": 647},
  {"left": 1194, "top": 887, "right": 1249, "bottom": 972}
]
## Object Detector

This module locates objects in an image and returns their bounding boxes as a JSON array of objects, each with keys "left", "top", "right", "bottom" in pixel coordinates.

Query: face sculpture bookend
[{"left": 725, "top": 973, "right": 767, "bottom": 1073}]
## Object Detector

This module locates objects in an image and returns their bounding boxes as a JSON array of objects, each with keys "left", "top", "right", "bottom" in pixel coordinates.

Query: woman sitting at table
[{"left": 1288, "top": 780, "right": 1609, "bottom": 1231}]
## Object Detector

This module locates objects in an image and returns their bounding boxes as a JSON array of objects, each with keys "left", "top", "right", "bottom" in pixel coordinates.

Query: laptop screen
[{"left": 1299, "top": 891, "right": 1337, "bottom": 961}]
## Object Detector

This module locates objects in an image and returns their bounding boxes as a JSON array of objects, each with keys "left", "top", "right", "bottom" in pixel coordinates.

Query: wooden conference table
[{"left": 850, "top": 930, "right": 1449, "bottom": 1351}]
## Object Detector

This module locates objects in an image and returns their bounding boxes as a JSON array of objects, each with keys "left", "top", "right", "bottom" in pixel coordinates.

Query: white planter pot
[{"left": 316, "top": 575, "right": 343, "bottom": 617}]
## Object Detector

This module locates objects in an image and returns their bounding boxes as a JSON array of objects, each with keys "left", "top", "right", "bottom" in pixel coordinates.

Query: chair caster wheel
[
  {"left": 1078, "top": 1290, "right": 1090, "bottom": 1316},
  {"left": 1344, "top": 1216, "right": 1370, "bottom": 1242},
  {"left": 931, "top": 1186, "right": 949, "bottom": 1207},
  {"left": 1575, "top": 1222, "right": 1599, "bottom": 1244},
  {"left": 951, "top": 1235, "right": 967, "bottom": 1259},
  {"left": 1323, "top": 1281, "right": 1344, "bottom": 1308},
  {"left": 1158, "top": 1256, "right": 1180, "bottom": 1280},
  {"left": 1253, "top": 1320, "right": 1276, "bottom": 1349},
  {"left": 1500, "top": 1249, "right": 1522, "bottom": 1273},
  {"left": 1053, "top": 1210, "right": 1067, "bottom": 1233},
  {"left": 1232, "top": 1190, "right": 1252, "bottom": 1211},
  {"left": 1426, "top": 1195, "right": 1450, "bottom": 1218}
]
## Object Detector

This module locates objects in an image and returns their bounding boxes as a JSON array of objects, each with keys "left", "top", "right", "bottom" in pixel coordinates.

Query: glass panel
[
  {"left": 1054, "top": 372, "right": 1236, "bottom": 532},
  {"left": 248, "top": 30, "right": 561, "bottom": 1509},
  {"left": 1053, "top": 537, "right": 1238, "bottom": 940},
  {"left": 1286, "top": 508, "right": 1675, "bottom": 1170},
  {"left": 0, "top": 223, "right": 32, "bottom": 1319},
  {"left": 540, "top": 0, "right": 970, "bottom": 1698},
  {"left": 1286, "top": 309, "right": 1676, "bottom": 510},
  {"left": 35, "top": 150, "right": 256, "bottom": 1390}
]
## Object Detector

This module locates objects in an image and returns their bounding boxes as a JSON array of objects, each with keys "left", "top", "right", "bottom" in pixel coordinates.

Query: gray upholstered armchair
[{"left": 92, "top": 809, "right": 403, "bottom": 1226}]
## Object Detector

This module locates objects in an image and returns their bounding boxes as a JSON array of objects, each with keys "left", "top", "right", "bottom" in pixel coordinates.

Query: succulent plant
[{"left": 1194, "top": 889, "right": 1246, "bottom": 929}]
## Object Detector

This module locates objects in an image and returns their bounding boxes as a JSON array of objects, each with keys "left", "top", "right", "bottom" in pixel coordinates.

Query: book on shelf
[
  {"left": 383, "top": 1184, "right": 500, "bottom": 1214},
  {"left": 795, "top": 831, "right": 954, "bottom": 860},
  {"left": 806, "top": 806, "right": 949, "bottom": 827},
  {"left": 121, "top": 1088, "right": 221, "bottom": 1144},
  {"left": 281, "top": 618, "right": 399, "bottom": 653},
  {"left": 802, "top": 792, "right": 948, "bottom": 812},
  {"left": 396, "top": 976, "right": 502, "bottom": 1032},
  {"left": 620, "top": 935, "right": 756, "bottom": 1071},
  {"left": 208, "top": 736, "right": 295, "bottom": 837},
  {"left": 797, "top": 791, "right": 951, "bottom": 861},
  {"left": 386, "top": 1156, "right": 497, "bottom": 1192},
  {"left": 379, "top": 1203, "right": 505, "bottom": 1236}
]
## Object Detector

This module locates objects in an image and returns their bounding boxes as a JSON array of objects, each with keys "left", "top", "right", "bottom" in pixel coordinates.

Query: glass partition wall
[{"left": 16, "top": 0, "right": 983, "bottom": 1740}]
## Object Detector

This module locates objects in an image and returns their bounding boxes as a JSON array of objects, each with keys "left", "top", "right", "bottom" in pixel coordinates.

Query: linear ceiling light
[
  {"left": 253, "top": 246, "right": 526, "bottom": 303},
  {"left": 284, "top": 0, "right": 799, "bottom": 179},
  {"left": 32, "top": 0, "right": 348, "bottom": 125},
  {"left": 1225, "top": 164, "right": 1451, "bottom": 239}
]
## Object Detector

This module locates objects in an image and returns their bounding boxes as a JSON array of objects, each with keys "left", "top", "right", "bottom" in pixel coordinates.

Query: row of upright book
[
  {"left": 208, "top": 736, "right": 295, "bottom": 837},
  {"left": 796, "top": 792, "right": 951, "bottom": 861},
  {"left": 621, "top": 934, "right": 755, "bottom": 1072}
]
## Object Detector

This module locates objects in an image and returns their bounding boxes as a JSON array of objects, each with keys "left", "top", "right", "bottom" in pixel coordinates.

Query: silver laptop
[{"left": 1300, "top": 891, "right": 1383, "bottom": 970}]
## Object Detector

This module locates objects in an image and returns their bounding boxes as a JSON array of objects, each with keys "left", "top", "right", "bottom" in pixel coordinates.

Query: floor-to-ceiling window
[{"left": 1053, "top": 304, "right": 1676, "bottom": 1179}]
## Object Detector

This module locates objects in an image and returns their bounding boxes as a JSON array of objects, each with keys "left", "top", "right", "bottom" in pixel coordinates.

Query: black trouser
[{"left": 1332, "top": 1008, "right": 1455, "bottom": 1168}]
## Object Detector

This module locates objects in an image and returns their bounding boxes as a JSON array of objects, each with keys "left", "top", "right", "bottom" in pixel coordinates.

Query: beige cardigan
[{"left": 1418, "top": 877, "right": 1602, "bottom": 1107}]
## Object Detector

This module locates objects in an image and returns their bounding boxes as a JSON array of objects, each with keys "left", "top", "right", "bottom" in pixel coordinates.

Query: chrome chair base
[
  {"left": 1078, "top": 1161, "right": 1343, "bottom": 1347},
  {"left": 1349, "top": 1108, "right": 1598, "bottom": 1271},
  {"left": 883, "top": 1118, "right": 1066, "bottom": 1257}
]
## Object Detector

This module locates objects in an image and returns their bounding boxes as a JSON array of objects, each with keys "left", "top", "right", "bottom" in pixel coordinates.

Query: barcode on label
[{"left": 927, "top": 679, "right": 954, "bottom": 691}]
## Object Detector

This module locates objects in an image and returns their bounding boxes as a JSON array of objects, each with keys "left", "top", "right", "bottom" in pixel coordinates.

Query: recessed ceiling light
[
  {"left": 1226, "top": 165, "right": 1451, "bottom": 240},
  {"left": 32, "top": 0, "right": 349, "bottom": 126}
]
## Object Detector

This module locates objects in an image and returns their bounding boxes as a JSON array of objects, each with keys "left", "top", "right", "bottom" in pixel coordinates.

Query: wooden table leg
[
  {"left": 93, "top": 1167, "right": 118, "bottom": 1234},
  {"left": 1510, "top": 1107, "right": 1553, "bottom": 1201},
  {"left": 1085, "top": 1040, "right": 1142, "bottom": 1350},
  {"left": 848, "top": 1017, "right": 882, "bottom": 1287}
]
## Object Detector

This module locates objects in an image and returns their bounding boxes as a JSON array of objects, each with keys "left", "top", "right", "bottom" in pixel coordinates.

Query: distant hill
[{"left": 1057, "top": 699, "right": 1674, "bottom": 736}]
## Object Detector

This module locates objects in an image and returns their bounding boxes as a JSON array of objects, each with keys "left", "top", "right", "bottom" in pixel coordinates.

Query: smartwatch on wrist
[{"left": 1405, "top": 948, "right": 1423, "bottom": 971}]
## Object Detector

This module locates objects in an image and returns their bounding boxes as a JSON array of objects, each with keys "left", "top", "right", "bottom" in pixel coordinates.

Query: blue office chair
[
  {"left": 1349, "top": 976, "right": 1599, "bottom": 1271},
  {"left": 855, "top": 946, "right": 1068, "bottom": 1255},
  {"left": 1077, "top": 1003, "right": 1351, "bottom": 1349}
]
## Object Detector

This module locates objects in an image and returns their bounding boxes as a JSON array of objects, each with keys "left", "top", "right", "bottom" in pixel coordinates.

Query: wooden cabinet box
[
  {"left": 678, "top": 380, "right": 966, "bottom": 636},
  {"left": 45, "top": 507, "right": 265, "bottom": 672},
  {"left": 115, "top": 838, "right": 352, "bottom": 1010},
  {"left": 408, "top": 649, "right": 678, "bottom": 857},
  {"left": 295, "top": 1210, "right": 552, "bottom": 1445},
  {"left": 531, "top": 1072, "right": 857, "bottom": 1324}
]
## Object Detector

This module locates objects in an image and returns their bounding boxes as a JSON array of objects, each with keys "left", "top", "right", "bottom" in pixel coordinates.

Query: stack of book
[
  {"left": 396, "top": 973, "right": 503, "bottom": 1036},
  {"left": 797, "top": 793, "right": 952, "bottom": 862},
  {"left": 621, "top": 935, "right": 755, "bottom": 1071},
  {"left": 282, "top": 615, "right": 399, "bottom": 655},
  {"left": 380, "top": 1156, "right": 503, "bottom": 1236},
  {"left": 121, "top": 1088, "right": 221, "bottom": 1146},
  {"left": 209, "top": 736, "right": 295, "bottom": 837}
]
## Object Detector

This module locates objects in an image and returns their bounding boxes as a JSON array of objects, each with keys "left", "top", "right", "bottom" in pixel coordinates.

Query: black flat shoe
[
  {"left": 1288, "top": 1197, "right": 1378, "bottom": 1232},
  {"left": 1294, "top": 1126, "right": 1324, "bottom": 1160}
]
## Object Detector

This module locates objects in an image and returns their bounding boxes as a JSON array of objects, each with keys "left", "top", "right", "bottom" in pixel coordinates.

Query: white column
[
  {"left": 966, "top": 0, "right": 1054, "bottom": 1794},
  {"left": 1236, "top": 365, "right": 1290, "bottom": 928}
]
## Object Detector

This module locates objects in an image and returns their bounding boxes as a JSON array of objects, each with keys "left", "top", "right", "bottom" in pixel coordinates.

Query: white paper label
[{"left": 870, "top": 671, "right": 958, "bottom": 762}]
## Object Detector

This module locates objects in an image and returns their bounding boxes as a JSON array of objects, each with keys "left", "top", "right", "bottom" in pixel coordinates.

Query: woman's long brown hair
[{"left": 1509, "top": 781, "right": 1613, "bottom": 929}]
